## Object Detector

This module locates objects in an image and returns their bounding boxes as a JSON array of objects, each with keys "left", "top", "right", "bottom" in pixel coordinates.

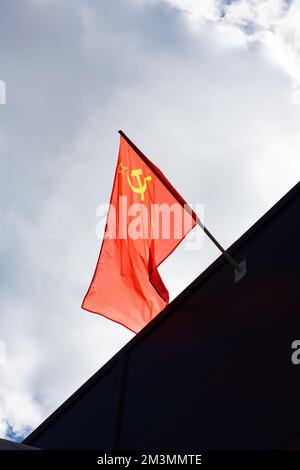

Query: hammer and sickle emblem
[{"left": 127, "top": 169, "right": 152, "bottom": 201}]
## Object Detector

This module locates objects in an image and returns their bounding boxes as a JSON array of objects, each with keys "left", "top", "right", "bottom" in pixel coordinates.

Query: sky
[{"left": 0, "top": 0, "right": 299, "bottom": 441}]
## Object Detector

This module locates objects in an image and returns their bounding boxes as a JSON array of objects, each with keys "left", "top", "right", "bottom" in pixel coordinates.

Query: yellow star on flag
[{"left": 118, "top": 162, "right": 127, "bottom": 175}]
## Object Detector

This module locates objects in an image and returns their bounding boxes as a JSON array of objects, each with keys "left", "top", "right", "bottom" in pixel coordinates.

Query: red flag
[{"left": 82, "top": 132, "right": 197, "bottom": 333}]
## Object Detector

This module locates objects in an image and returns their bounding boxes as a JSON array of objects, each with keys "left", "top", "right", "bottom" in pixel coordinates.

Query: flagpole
[
  {"left": 118, "top": 130, "right": 242, "bottom": 274},
  {"left": 195, "top": 215, "right": 241, "bottom": 273}
]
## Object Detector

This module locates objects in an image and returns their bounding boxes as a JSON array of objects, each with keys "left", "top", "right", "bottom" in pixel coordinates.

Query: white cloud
[
  {"left": 0, "top": 0, "right": 299, "bottom": 441},
  {"left": 163, "top": 0, "right": 222, "bottom": 21},
  {"left": 164, "top": 0, "right": 300, "bottom": 102}
]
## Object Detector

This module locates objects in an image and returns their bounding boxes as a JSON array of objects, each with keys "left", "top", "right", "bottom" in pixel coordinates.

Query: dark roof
[
  {"left": 23, "top": 181, "right": 300, "bottom": 449},
  {"left": 0, "top": 437, "right": 37, "bottom": 450}
]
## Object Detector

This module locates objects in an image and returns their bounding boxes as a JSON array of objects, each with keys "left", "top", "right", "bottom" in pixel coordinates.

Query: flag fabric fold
[{"left": 82, "top": 132, "right": 196, "bottom": 333}]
